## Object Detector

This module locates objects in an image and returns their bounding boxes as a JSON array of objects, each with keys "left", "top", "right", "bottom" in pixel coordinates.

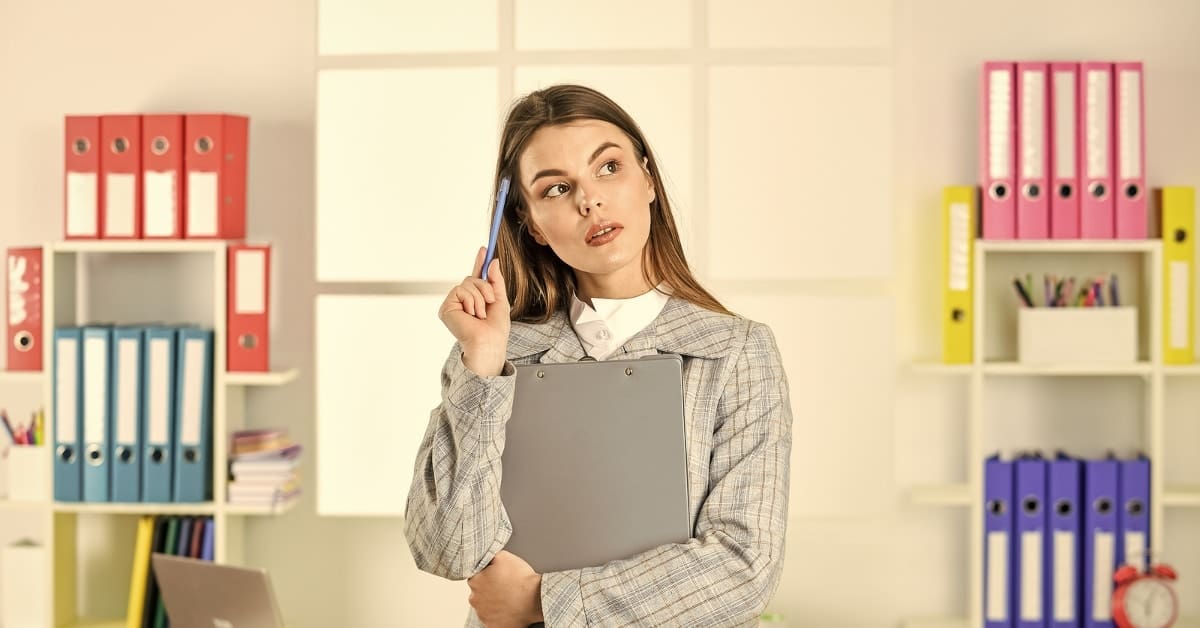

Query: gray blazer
[{"left": 404, "top": 296, "right": 794, "bottom": 627}]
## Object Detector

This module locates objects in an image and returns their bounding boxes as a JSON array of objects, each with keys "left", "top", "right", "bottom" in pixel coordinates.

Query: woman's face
[{"left": 518, "top": 119, "right": 656, "bottom": 294}]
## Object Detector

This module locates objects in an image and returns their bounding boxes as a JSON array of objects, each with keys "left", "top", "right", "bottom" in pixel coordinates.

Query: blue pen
[
  {"left": 1110, "top": 273, "right": 1120, "bottom": 306},
  {"left": 481, "top": 176, "right": 511, "bottom": 280}
]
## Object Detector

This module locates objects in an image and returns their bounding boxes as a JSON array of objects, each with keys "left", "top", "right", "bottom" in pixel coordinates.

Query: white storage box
[
  {"left": 1018, "top": 306, "right": 1138, "bottom": 364},
  {"left": 1, "top": 541, "right": 49, "bottom": 628},
  {"left": 6, "top": 446, "right": 48, "bottom": 503}
]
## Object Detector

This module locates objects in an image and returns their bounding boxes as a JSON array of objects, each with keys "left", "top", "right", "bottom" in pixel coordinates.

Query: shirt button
[{"left": 597, "top": 329, "right": 611, "bottom": 340}]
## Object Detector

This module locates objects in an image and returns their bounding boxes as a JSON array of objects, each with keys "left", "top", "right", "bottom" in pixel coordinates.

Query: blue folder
[
  {"left": 985, "top": 454, "right": 1014, "bottom": 628},
  {"left": 81, "top": 326, "right": 114, "bottom": 502},
  {"left": 1118, "top": 454, "right": 1151, "bottom": 572},
  {"left": 52, "top": 327, "right": 83, "bottom": 502},
  {"left": 1015, "top": 454, "right": 1047, "bottom": 628},
  {"left": 141, "top": 327, "right": 177, "bottom": 503},
  {"left": 1083, "top": 456, "right": 1119, "bottom": 628},
  {"left": 1047, "top": 453, "right": 1081, "bottom": 628},
  {"left": 172, "top": 327, "right": 213, "bottom": 503},
  {"left": 110, "top": 327, "right": 145, "bottom": 502}
]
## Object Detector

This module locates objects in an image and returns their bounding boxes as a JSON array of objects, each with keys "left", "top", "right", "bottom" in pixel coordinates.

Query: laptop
[
  {"left": 500, "top": 353, "right": 692, "bottom": 573},
  {"left": 151, "top": 553, "right": 285, "bottom": 628}
]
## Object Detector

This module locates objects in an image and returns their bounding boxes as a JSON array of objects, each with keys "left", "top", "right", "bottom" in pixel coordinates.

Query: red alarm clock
[{"left": 1112, "top": 563, "right": 1179, "bottom": 628}]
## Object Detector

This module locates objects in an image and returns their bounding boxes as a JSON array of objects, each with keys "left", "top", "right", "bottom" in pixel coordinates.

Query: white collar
[{"left": 569, "top": 284, "right": 671, "bottom": 360}]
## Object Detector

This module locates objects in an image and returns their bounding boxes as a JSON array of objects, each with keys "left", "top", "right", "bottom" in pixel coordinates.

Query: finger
[
  {"left": 465, "top": 277, "right": 497, "bottom": 303},
  {"left": 472, "top": 246, "right": 486, "bottom": 278},
  {"left": 463, "top": 284, "right": 487, "bottom": 319},
  {"left": 487, "top": 259, "right": 507, "bottom": 304},
  {"left": 454, "top": 286, "right": 477, "bottom": 316}
]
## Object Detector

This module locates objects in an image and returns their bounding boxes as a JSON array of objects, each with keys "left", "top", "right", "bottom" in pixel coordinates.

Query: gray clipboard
[{"left": 499, "top": 353, "right": 691, "bottom": 574}]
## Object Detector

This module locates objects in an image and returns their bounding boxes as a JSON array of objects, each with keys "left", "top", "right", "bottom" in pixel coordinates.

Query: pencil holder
[
  {"left": 1017, "top": 306, "right": 1138, "bottom": 364},
  {"left": 6, "top": 446, "right": 48, "bottom": 502}
]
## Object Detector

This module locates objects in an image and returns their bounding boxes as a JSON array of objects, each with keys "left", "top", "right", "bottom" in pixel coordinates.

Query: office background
[{"left": 1, "top": 0, "right": 1200, "bottom": 625}]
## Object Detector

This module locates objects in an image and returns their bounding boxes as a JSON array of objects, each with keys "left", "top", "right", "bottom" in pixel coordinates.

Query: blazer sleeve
[
  {"left": 403, "top": 342, "right": 517, "bottom": 581},
  {"left": 538, "top": 322, "right": 793, "bottom": 626}
]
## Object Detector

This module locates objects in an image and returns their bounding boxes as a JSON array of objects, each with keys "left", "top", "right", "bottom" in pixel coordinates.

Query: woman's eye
[
  {"left": 544, "top": 183, "right": 569, "bottom": 198},
  {"left": 598, "top": 160, "right": 620, "bottom": 176}
]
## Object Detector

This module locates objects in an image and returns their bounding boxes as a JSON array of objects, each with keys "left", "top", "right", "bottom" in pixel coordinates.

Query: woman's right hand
[{"left": 438, "top": 247, "right": 512, "bottom": 376}]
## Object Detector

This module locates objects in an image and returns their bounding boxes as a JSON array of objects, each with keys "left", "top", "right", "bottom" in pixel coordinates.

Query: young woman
[{"left": 405, "top": 84, "right": 793, "bottom": 628}]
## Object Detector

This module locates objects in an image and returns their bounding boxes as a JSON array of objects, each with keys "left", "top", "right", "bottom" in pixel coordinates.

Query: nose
[{"left": 576, "top": 183, "right": 603, "bottom": 216}]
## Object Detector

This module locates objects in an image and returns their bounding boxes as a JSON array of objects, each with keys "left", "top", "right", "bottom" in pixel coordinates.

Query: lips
[{"left": 586, "top": 222, "right": 623, "bottom": 245}]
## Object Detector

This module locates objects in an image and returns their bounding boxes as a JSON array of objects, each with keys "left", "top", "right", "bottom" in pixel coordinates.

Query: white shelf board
[
  {"left": 54, "top": 501, "right": 217, "bottom": 515},
  {"left": 982, "top": 361, "right": 1153, "bottom": 376},
  {"left": 910, "top": 484, "right": 971, "bottom": 507},
  {"left": 0, "top": 369, "right": 43, "bottom": 383},
  {"left": 223, "top": 497, "right": 300, "bottom": 516},
  {"left": 977, "top": 239, "right": 1160, "bottom": 254},
  {"left": 1163, "top": 486, "right": 1200, "bottom": 507},
  {"left": 1163, "top": 364, "right": 1200, "bottom": 376},
  {"left": 224, "top": 368, "right": 299, "bottom": 387},
  {"left": 51, "top": 239, "right": 227, "bottom": 254},
  {"left": 902, "top": 618, "right": 966, "bottom": 628},
  {"left": 67, "top": 620, "right": 126, "bottom": 628}
]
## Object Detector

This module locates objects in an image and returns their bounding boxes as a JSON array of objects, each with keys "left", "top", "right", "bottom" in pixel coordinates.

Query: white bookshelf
[
  {"left": 907, "top": 240, "right": 1173, "bottom": 627},
  {"left": 0, "top": 240, "right": 299, "bottom": 627}
]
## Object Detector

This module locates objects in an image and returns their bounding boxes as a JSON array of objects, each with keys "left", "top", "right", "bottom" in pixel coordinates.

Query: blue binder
[
  {"left": 1047, "top": 453, "right": 1082, "bottom": 628},
  {"left": 1118, "top": 454, "right": 1151, "bottom": 572},
  {"left": 1015, "top": 454, "right": 1046, "bottom": 628},
  {"left": 1083, "top": 456, "right": 1119, "bottom": 628},
  {"left": 110, "top": 327, "right": 145, "bottom": 502},
  {"left": 52, "top": 327, "right": 83, "bottom": 502},
  {"left": 141, "top": 327, "right": 177, "bottom": 503},
  {"left": 985, "top": 454, "right": 1014, "bottom": 628},
  {"left": 172, "top": 327, "right": 213, "bottom": 503},
  {"left": 81, "top": 326, "right": 114, "bottom": 502}
]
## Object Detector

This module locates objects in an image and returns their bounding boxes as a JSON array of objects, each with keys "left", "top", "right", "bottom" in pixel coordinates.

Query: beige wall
[{"left": 2, "top": 1, "right": 1199, "bottom": 626}]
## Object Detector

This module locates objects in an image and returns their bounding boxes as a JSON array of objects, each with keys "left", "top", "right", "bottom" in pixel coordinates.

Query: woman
[{"left": 404, "top": 84, "right": 793, "bottom": 627}]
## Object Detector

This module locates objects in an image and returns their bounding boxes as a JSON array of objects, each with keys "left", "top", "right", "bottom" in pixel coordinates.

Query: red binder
[
  {"left": 1016, "top": 62, "right": 1049, "bottom": 239},
  {"left": 1049, "top": 62, "right": 1080, "bottom": 239},
  {"left": 184, "top": 114, "right": 248, "bottom": 239},
  {"left": 64, "top": 116, "right": 101, "bottom": 239},
  {"left": 228, "top": 244, "right": 270, "bottom": 372},
  {"left": 6, "top": 247, "right": 43, "bottom": 371},
  {"left": 142, "top": 114, "right": 186, "bottom": 239},
  {"left": 100, "top": 114, "right": 143, "bottom": 238},
  {"left": 981, "top": 62, "right": 1016, "bottom": 239},
  {"left": 1114, "top": 61, "right": 1146, "bottom": 239}
]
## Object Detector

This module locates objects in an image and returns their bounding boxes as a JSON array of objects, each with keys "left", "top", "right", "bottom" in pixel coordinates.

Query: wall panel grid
[{"left": 314, "top": 0, "right": 896, "bottom": 516}]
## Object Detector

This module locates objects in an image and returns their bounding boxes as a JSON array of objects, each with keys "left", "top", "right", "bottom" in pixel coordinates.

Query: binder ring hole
[
  {"left": 111, "top": 137, "right": 129, "bottom": 154},
  {"left": 986, "top": 499, "right": 1006, "bottom": 515},
  {"left": 1054, "top": 498, "right": 1073, "bottom": 517},
  {"left": 1095, "top": 497, "right": 1114, "bottom": 514},
  {"left": 14, "top": 331, "right": 34, "bottom": 352},
  {"left": 73, "top": 138, "right": 90, "bottom": 155},
  {"left": 1127, "top": 499, "right": 1145, "bottom": 516},
  {"left": 57, "top": 445, "right": 75, "bottom": 463},
  {"left": 951, "top": 308, "right": 965, "bottom": 323},
  {"left": 1089, "top": 182, "right": 1108, "bottom": 199},
  {"left": 1022, "top": 496, "right": 1041, "bottom": 515},
  {"left": 151, "top": 448, "right": 166, "bottom": 464},
  {"left": 184, "top": 449, "right": 198, "bottom": 463},
  {"left": 1175, "top": 228, "right": 1188, "bottom": 244},
  {"left": 1022, "top": 183, "right": 1041, "bottom": 200},
  {"left": 1124, "top": 183, "right": 1141, "bottom": 199},
  {"left": 152, "top": 136, "right": 170, "bottom": 156},
  {"left": 239, "top": 333, "right": 258, "bottom": 349},
  {"left": 1058, "top": 183, "right": 1073, "bottom": 199},
  {"left": 536, "top": 370, "right": 545, "bottom": 379},
  {"left": 988, "top": 182, "right": 1009, "bottom": 201},
  {"left": 195, "top": 136, "right": 213, "bottom": 154},
  {"left": 625, "top": 368, "right": 633, "bottom": 376},
  {"left": 117, "top": 446, "right": 134, "bottom": 464},
  {"left": 86, "top": 444, "right": 104, "bottom": 466}
]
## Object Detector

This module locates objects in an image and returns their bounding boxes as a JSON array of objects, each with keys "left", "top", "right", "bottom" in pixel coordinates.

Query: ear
[
  {"left": 642, "top": 156, "right": 656, "bottom": 204},
  {"left": 526, "top": 219, "right": 549, "bottom": 246}
]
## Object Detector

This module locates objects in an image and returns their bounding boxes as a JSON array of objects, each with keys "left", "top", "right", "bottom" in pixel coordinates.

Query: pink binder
[
  {"left": 981, "top": 62, "right": 1016, "bottom": 239},
  {"left": 1049, "top": 62, "right": 1080, "bottom": 239},
  {"left": 1114, "top": 62, "right": 1146, "bottom": 239},
  {"left": 1079, "top": 62, "right": 1114, "bottom": 239},
  {"left": 1017, "top": 62, "right": 1049, "bottom": 239}
]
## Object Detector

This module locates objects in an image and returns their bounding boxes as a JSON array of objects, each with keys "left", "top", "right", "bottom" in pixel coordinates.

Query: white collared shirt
[{"left": 569, "top": 284, "right": 671, "bottom": 360}]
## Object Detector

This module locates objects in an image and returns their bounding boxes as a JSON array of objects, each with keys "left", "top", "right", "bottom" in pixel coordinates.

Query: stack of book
[{"left": 227, "top": 429, "right": 301, "bottom": 508}]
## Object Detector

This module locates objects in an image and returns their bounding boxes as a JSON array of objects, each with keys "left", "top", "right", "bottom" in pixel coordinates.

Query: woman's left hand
[{"left": 468, "top": 551, "right": 544, "bottom": 627}]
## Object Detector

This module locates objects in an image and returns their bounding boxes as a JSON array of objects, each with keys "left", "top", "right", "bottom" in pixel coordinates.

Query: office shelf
[
  {"left": 977, "top": 239, "right": 1160, "bottom": 254},
  {"left": 1162, "top": 486, "right": 1200, "bottom": 507},
  {"left": 0, "top": 369, "right": 43, "bottom": 383},
  {"left": 0, "top": 499, "right": 51, "bottom": 512},
  {"left": 53, "top": 502, "right": 219, "bottom": 515},
  {"left": 52, "top": 240, "right": 226, "bottom": 254},
  {"left": 225, "top": 368, "right": 299, "bottom": 387},
  {"left": 981, "top": 361, "right": 1154, "bottom": 376},
  {"left": 223, "top": 498, "right": 300, "bottom": 516},
  {"left": 1163, "top": 364, "right": 1200, "bottom": 376},
  {"left": 902, "top": 618, "right": 966, "bottom": 628},
  {"left": 910, "top": 484, "right": 970, "bottom": 507}
]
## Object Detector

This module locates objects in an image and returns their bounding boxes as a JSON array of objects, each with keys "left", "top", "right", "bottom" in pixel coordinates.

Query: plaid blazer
[{"left": 404, "top": 296, "right": 793, "bottom": 627}]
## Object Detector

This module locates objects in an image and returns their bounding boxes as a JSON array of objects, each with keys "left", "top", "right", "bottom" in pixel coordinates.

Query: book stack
[{"left": 227, "top": 429, "right": 301, "bottom": 508}]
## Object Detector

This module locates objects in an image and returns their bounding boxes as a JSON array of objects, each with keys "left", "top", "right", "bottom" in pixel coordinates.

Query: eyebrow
[{"left": 528, "top": 141, "right": 622, "bottom": 187}]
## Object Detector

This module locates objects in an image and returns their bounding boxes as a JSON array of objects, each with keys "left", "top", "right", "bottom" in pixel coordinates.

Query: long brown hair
[{"left": 490, "top": 84, "right": 732, "bottom": 323}]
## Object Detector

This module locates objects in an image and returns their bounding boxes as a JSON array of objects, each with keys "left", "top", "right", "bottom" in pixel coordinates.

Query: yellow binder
[
  {"left": 943, "top": 186, "right": 976, "bottom": 363},
  {"left": 1162, "top": 186, "right": 1195, "bottom": 364},
  {"left": 126, "top": 515, "right": 156, "bottom": 628}
]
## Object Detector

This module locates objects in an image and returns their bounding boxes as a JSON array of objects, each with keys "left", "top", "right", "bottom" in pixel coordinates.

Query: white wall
[{"left": 2, "top": 1, "right": 1199, "bottom": 626}]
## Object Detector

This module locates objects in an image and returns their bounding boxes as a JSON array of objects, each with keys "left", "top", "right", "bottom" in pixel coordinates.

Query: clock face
[{"left": 1123, "top": 578, "right": 1177, "bottom": 628}]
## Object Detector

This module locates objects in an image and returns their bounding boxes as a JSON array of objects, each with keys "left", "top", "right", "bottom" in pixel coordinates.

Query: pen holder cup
[
  {"left": 1, "top": 542, "right": 50, "bottom": 628},
  {"left": 1017, "top": 306, "right": 1138, "bottom": 364},
  {"left": 4, "top": 446, "right": 48, "bottom": 503}
]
